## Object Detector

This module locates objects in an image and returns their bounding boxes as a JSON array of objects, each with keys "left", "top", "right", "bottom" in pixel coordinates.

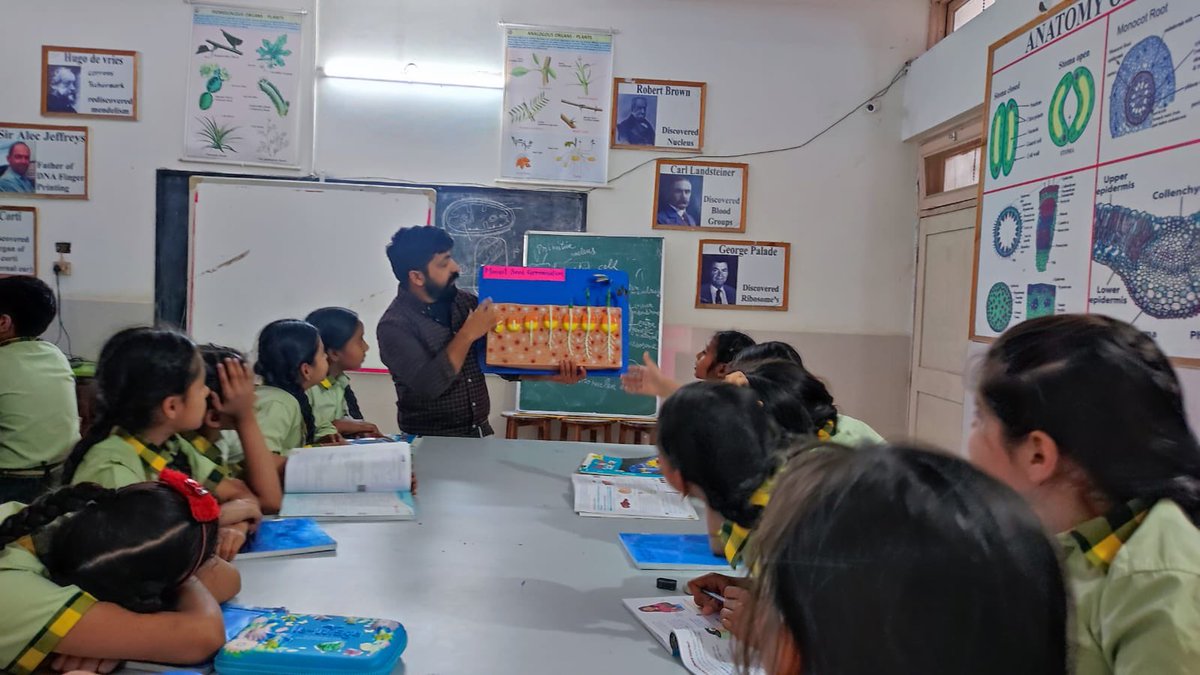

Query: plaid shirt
[
  {"left": 1064, "top": 498, "right": 1150, "bottom": 571},
  {"left": 377, "top": 285, "right": 496, "bottom": 437}
]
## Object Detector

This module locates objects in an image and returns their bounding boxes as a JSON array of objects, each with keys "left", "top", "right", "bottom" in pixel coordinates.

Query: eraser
[{"left": 656, "top": 577, "right": 677, "bottom": 591}]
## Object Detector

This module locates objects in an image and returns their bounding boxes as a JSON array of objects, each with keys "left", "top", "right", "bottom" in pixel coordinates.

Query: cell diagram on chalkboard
[{"left": 1110, "top": 36, "right": 1175, "bottom": 139}]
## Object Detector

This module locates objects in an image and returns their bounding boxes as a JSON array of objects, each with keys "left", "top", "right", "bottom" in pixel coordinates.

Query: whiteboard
[
  {"left": 970, "top": 0, "right": 1200, "bottom": 366},
  {"left": 188, "top": 178, "right": 434, "bottom": 371}
]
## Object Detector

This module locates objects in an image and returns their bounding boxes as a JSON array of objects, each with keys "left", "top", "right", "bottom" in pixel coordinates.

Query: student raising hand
[{"left": 621, "top": 352, "right": 679, "bottom": 398}]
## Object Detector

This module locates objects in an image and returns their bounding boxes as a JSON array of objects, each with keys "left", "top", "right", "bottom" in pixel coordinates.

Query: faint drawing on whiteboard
[
  {"left": 1110, "top": 36, "right": 1175, "bottom": 138},
  {"left": 442, "top": 197, "right": 516, "bottom": 292},
  {"left": 1092, "top": 204, "right": 1200, "bottom": 320}
]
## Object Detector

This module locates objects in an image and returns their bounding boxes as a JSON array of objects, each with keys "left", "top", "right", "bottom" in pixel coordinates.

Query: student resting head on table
[
  {"left": 969, "top": 314, "right": 1200, "bottom": 675},
  {"left": 0, "top": 470, "right": 240, "bottom": 674},
  {"left": 0, "top": 275, "right": 80, "bottom": 503},
  {"left": 734, "top": 444, "right": 1067, "bottom": 675},
  {"left": 61, "top": 327, "right": 263, "bottom": 561}
]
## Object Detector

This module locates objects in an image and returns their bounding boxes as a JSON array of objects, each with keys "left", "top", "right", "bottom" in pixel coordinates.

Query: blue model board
[{"left": 477, "top": 267, "right": 631, "bottom": 376}]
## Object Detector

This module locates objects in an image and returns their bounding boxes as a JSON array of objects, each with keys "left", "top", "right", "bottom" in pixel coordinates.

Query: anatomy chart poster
[
  {"left": 972, "top": 0, "right": 1200, "bottom": 364},
  {"left": 184, "top": 5, "right": 304, "bottom": 167},
  {"left": 501, "top": 26, "right": 613, "bottom": 186}
]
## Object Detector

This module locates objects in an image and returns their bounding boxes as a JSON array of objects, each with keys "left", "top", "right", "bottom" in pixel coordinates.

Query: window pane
[
  {"left": 953, "top": 0, "right": 997, "bottom": 31},
  {"left": 942, "top": 147, "right": 981, "bottom": 192}
]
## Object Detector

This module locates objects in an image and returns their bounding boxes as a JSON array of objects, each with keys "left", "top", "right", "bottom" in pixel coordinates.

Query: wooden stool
[
  {"left": 617, "top": 418, "right": 657, "bottom": 445},
  {"left": 559, "top": 416, "right": 615, "bottom": 443},
  {"left": 502, "top": 411, "right": 554, "bottom": 440}
]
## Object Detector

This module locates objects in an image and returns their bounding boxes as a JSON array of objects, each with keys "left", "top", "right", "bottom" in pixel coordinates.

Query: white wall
[
  {"left": 901, "top": 0, "right": 1042, "bottom": 140},
  {"left": 3, "top": 0, "right": 926, "bottom": 435}
]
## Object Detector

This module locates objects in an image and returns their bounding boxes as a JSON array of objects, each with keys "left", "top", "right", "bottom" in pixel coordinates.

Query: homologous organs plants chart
[{"left": 973, "top": 0, "right": 1200, "bottom": 364}]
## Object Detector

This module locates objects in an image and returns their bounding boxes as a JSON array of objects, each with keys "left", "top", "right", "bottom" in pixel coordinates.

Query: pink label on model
[{"left": 482, "top": 266, "right": 566, "bottom": 282}]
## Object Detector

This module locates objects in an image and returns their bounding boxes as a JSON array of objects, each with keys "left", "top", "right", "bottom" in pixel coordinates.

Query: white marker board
[{"left": 188, "top": 178, "right": 434, "bottom": 371}]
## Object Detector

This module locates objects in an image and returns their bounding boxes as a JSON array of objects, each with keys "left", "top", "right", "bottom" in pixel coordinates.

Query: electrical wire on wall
[
  {"left": 52, "top": 268, "right": 73, "bottom": 359},
  {"left": 331, "top": 61, "right": 912, "bottom": 192}
]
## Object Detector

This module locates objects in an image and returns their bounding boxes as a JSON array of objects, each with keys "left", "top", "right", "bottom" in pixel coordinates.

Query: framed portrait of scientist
[
  {"left": 696, "top": 240, "right": 789, "bottom": 311},
  {"left": 653, "top": 160, "right": 747, "bottom": 232},
  {"left": 611, "top": 78, "right": 705, "bottom": 151}
]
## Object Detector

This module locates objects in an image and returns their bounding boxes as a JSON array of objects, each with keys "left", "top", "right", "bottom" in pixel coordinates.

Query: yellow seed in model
[
  {"left": 524, "top": 319, "right": 539, "bottom": 330},
  {"left": 507, "top": 319, "right": 521, "bottom": 331},
  {"left": 494, "top": 323, "right": 506, "bottom": 333},
  {"left": 544, "top": 318, "right": 560, "bottom": 329}
]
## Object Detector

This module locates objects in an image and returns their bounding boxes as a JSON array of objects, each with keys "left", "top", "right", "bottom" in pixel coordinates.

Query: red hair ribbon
[{"left": 159, "top": 468, "right": 220, "bottom": 522}]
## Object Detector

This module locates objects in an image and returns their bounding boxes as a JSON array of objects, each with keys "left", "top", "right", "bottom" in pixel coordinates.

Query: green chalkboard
[{"left": 519, "top": 232, "right": 664, "bottom": 417}]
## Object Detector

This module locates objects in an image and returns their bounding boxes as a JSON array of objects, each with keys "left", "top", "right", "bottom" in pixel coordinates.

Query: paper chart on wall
[
  {"left": 971, "top": 0, "right": 1200, "bottom": 364},
  {"left": 500, "top": 26, "right": 613, "bottom": 185},
  {"left": 184, "top": 5, "right": 304, "bottom": 167}
]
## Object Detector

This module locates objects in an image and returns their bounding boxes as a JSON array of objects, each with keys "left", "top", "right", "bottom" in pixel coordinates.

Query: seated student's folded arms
[
  {"left": 304, "top": 307, "right": 383, "bottom": 442},
  {"left": 0, "top": 472, "right": 239, "bottom": 674},
  {"left": 0, "top": 276, "right": 80, "bottom": 503},
  {"left": 970, "top": 315, "right": 1200, "bottom": 675},
  {"left": 62, "top": 328, "right": 262, "bottom": 560},
  {"left": 251, "top": 320, "right": 329, "bottom": 456},
  {"left": 735, "top": 444, "right": 1066, "bottom": 675}
]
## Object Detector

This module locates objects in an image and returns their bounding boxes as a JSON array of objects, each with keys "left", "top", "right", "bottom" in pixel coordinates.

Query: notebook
[
  {"left": 215, "top": 610, "right": 407, "bottom": 675},
  {"left": 578, "top": 452, "right": 662, "bottom": 478},
  {"left": 623, "top": 596, "right": 763, "bottom": 675},
  {"left": 238, "top": 518, "right": 337, "bottom": 559},
  {"left": 572, "top": 474, "right": 698, "bottom": 520},
  {"left": 619, "top": 533, "right": 729, "bottom": 570},
  {"left": 124, "top": 605, "right": 281, "bottom": 673},
  {"left": 280, "top": 443, "right": 415, "bottom": 521}
]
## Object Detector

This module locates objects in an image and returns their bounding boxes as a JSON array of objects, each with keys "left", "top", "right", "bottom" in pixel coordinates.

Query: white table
[{"left": 234, "top": 437, "right": 708, "bottom": 674}]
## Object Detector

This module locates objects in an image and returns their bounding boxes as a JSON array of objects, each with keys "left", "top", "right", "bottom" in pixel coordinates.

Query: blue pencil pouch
[{"left": 214, "top": 611, "right": 407, "bottom": 674}]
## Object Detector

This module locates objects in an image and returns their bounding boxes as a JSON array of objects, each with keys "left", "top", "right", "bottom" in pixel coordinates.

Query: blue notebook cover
[
  {"left": 619, "top": 533, "right": 731, "bottom": 570},
  {"left": 238, "top": 518, "right": 337, "bottom": 559},
  {"left": 215, "top": 611, "right": 407, "bottom": 675}
]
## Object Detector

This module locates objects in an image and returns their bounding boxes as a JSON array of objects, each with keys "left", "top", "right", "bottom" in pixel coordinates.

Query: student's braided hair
[
  {"left": 0, "top": 482, "right": 218, "bottom": 613},
  {"left": 62, "top": 328, "right": 201, "bottom": 484},
  {"left": 304, "top": 307, "right": 364, "bottom": 419},
  {"left": 255, "top": 320, "right": 320, "bottom": 445}
]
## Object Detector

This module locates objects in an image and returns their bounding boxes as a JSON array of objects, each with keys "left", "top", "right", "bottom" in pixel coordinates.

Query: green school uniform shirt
[
  {"left": 70, "top": 430, "right": 224, "bottom": 490},
  {"left": 0, "top": 502, "right": 98, "bottom": 675},
  {"left": 1061, "top": 498, "right": 1200, "bottom": 675},
  {"left": 306, "top": 374, "right": 350, "bottom": 439},
  {"left": 832, "top": 414, "right": 884, "bottom": 447},
  {"left": 0, "top": 338, "right": 80, "bottom": 470},
  {"left": 254, "top": 386, "right": 306, "bottom": 456},
  {"left": 174, "top": 432, "right": 238, "bottom": 480}
]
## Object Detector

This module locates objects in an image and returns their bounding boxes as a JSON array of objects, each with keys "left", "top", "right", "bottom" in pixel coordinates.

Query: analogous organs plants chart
[{"left": 972, "top": 0, "right": 1200, "bottom": 364}]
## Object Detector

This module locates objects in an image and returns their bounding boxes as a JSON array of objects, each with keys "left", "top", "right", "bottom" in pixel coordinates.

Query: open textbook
[
  {"left": 623, "top": 596, "right": 764, "bottom": 675},
  {"left": 280, "top": 442, "right": 415, "bottom": 520},
  {"left": 572, "top": 474, "right": 698, "bottom": 520}
]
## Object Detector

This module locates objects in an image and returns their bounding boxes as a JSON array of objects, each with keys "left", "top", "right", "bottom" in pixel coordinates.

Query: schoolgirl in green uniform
[
  {"left": 969, "top": 315, "right": 1200, "bottom": 675},
  {"left": 62, "top": 327, "right": 262, "bottom": 560},
  {"left": 0, "top": 471, "right": 239, "bottom": 674}
]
